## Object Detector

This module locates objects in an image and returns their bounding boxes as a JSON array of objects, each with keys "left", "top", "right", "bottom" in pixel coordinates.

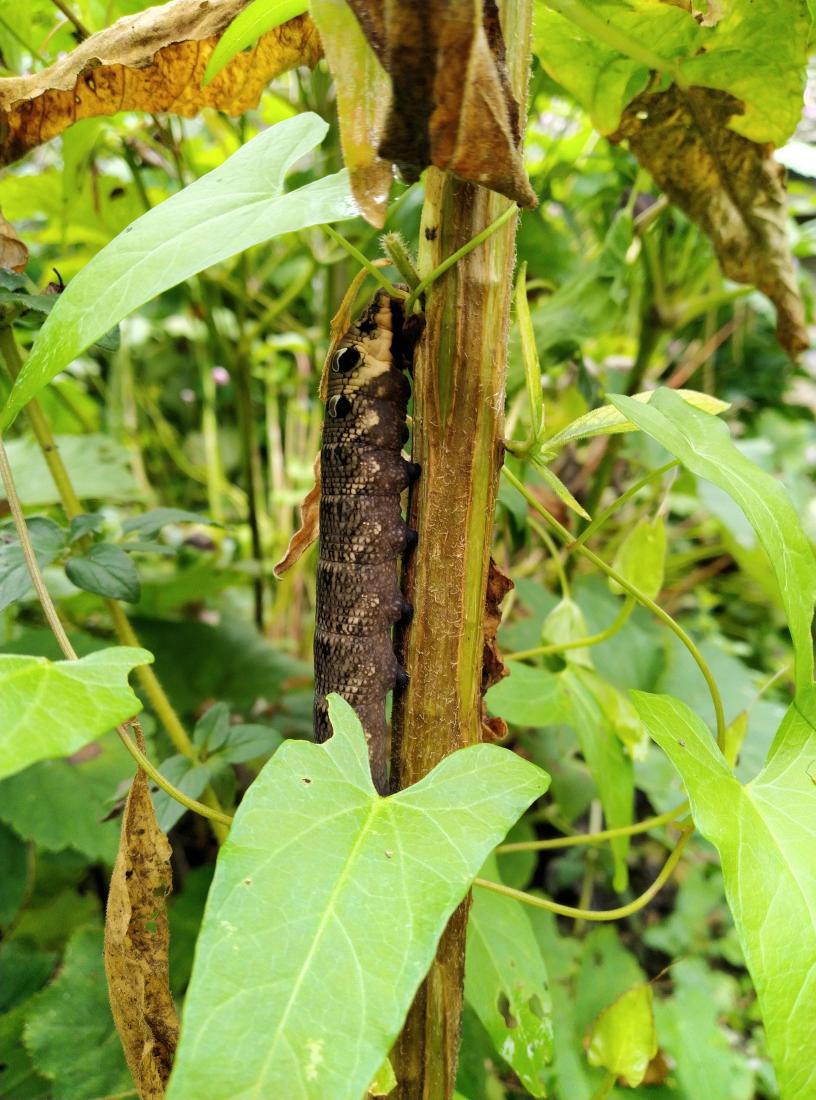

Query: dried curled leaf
[
  {"left": 0, "top": 211, "right": 28, "bottom": 273},
  {"left": 105, "top": 734, "right": 179, "bottom": 1100},
  {"left": 346, "top": 0, "right": 536, "bottom": 209},
  {"left": 612, "top": 85, "right": 807, "bottom": 358},
  {"left": 481, "top": 557, "right": 513, "bottom": 741},
  {"left": 0, "top": 0, "right": 321, "bottom": 169},
  {"left": 273, "top": 456, "right": 321, "bottom": 577}
]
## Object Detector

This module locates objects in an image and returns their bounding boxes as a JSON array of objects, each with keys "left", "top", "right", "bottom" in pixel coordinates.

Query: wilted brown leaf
[
  {"left": 311, "top": 0, "right": 393, "bottom": 227},
  {"left": 481, "top": 557, "right": 513, "bottom": 741},
  {"left": 0, "top": 211, "right": 28, "bottom": 273},
  {"left": 612, "top": 85, "right": 808, "bottom": 358},
  {"left": 273, "top": 456, "right": 321, "bottom": 577},
  {"left": 346, "top": 0, "right": 536, "bottom": 210},
  {"left": 0, "top": 0, "right": 320, "bottom": 169},
  {"left": 105, "top": 725, "right": 178, "bottom": 1100}
]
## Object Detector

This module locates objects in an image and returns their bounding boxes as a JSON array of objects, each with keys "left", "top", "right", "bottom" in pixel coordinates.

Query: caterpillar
[{"left": 313, "top": 289, "right": 421, "bottom": 795}]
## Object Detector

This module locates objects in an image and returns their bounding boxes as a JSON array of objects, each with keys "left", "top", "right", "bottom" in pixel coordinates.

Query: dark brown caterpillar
[{"left": 314, "top": 290, "right": 420, "bottom": 794}]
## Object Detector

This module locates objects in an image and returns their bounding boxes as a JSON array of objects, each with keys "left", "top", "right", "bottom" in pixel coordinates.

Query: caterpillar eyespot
[
  {"left": 314, "top": 290, "right": 423, "bottom": 794},
  {"left": 327, "top": 394, "right": 352, "bottom": 419},
  {"left": 332, "top": 346, "right": 361, "bottom": 373}
]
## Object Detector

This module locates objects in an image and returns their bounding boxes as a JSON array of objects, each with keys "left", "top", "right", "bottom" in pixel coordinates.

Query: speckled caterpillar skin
[{"left": 314, "top": 291, "right": 419, "bottom": 794}]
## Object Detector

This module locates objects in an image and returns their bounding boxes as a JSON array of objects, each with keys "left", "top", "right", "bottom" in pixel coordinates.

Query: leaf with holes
[
  {"left": 166, "top": 695, "right": 548, "bottom": 1100},
  {"left": 465, "top": 856, "right": 552, "bottom": 1096}
]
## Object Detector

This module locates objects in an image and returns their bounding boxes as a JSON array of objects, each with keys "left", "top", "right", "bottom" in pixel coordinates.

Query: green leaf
[
  {"left": 632, "top": 688, "right": 816, "bottom": 1100},
  {"left": 611, "top": 388, "right": 816, "bottom": 694},
  {"left": 0, "top": 731, "right": 136, "bottom": 862},
  {"left": 0, "top": 435, "right": 141, "bottom": 506},
  {"left": 465, "top": 856, "right": 553, "bottom": 1096},
  {"left": 152, "top": 754, "right": 217, "bottom": 833},
  {"left": 609, "top": 516, "right": 666, "bottom": 601},
  {"left": 488, "top": 663, "right": 634, "bottom": 889},
  {"left": 654, "top": 958, "right": 756, "bottom": 1100},
  {"left": 533, "top": 460, "right": 590, "bottom": 520},
  {"left": 486, "top": 660, "right": 571, "bottom": 728},
  {"left": 542, "top": 597, "right": 592, "bottom": 667},
  {"left": 544, "top": 387, "right": 728, "bottom": 451},
  {"left": 67, "top": 512, "right": 106, "bottom": 543},
  {"left": 367, "top": 1056, "right": 397, "bottom": 1097},
  {"left": 534, "top": 0, "right": 811, "bottom": 146},
  {"left": 0, "top": 823, "right": 28, "bottom": 928},
  {"left": 24, "top": 927, "right": 130, "bottom": 1100},
  {"left": 192, "top": 702, "right": 231, "bottom": 754},
  {"left": 65, "top": 543, "right": 141, "bottom": 602},
  {"left": 204, "top": 0, "right": 308, "bottom": 84},
  {"left": 586, "top": 982, "right": 657, "bottom": 1088},
  {"left": 166, "top": 695, "right": 548, "bottom": 1100},
  {"left": 122, "top": 507, "right": 215, "bottom": 538},
  {"left": 0, "top": 647, "right": 151, "bottom": 780},
  {"left": 220, "top": 723, "right": 283, "bottom": 765},
  {"left": 1, "top": 114, "right": 356, "bottom": 427},
  {"left": 0, "top": 517, "right": 65, "bottom": 612},
  {"left": 533, "top": 0, "right": 699, "bottom": 135}
]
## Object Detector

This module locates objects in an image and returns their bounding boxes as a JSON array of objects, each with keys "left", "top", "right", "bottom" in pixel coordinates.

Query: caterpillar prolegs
[{"left": 313, "top": 290, "right": 422, "bottom": 794}]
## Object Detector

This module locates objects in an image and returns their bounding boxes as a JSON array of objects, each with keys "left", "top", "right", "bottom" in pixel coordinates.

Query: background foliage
[{"left": 0, "top": 1, "right": 815, "bottom": 1098}]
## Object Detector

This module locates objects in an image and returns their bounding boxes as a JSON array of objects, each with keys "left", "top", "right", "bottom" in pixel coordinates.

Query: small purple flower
[
  {"left": 180, "top": 387, "right": 196, "bottom": 404},
  {"left": 212, "top": 366, "right": 230, "bottom": 386}
]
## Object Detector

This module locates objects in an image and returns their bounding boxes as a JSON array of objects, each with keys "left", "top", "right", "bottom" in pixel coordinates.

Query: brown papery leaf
[
  {"left": 0, "top": 0, "right": 321, "bottom": 170},
  {"left": 0, "top": 211, "right": 29, "bottom": 273},
  {"left": 612, "top": 85, "right": 808, "bottom": 358},
  {"left": 481, "top": 557, "right": 513, "bottom": 742},
  {"left": 105, "top": 726, "right": 178, "bottom": 1100},
  {"left": 348, "top": 0, "right": 536, "bottom": 209},
  {"left": 273, "top": 456, "right": 321, "bottom": 577}
]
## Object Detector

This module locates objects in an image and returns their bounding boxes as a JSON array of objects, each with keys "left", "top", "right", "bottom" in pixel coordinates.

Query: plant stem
[
  {"left": 571, "top": 460, "right": 678, "bottom": 551},
  {"left": 497, "top": 800, "right": 689, "bottom": 851},
  {"left": 321, "top": 225, "right": 405, "bottom": 299},
  {"left": 530, "top": 517, "right": 569, "bottom": 598},
  {"left": 506, "top": 594, "right": 634, "bottom": 660},
  {"left": 0, "top": 436, "right": 75, "bottom": 656},
  {"left": 403, "top": 202, "right": 518, "bottom": 316},
  {"left": 390, "top": 6, "right": 532, "bottom": 1094},
  {"left": 502, "top": 466, "right": 727, "bottom": 747},
  {"left": 475, "top": 827, "right": 693, "bottom": 921}
]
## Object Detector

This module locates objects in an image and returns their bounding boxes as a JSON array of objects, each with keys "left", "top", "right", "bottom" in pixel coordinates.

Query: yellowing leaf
[
  {"left": 612, "top": 86, "right": 807, "bottom": 358},
  {"left": 543, "top": 388, "right": 728, "bottom": 451},
  {"left": 0, "top": 0, "right": 321, "bottom": 169},
  {"left": 105, "top": 752, "right": 179, "bottom": 1100},
  {"left": 586, "top": 983, "right": 657, "bottom": 1088}
]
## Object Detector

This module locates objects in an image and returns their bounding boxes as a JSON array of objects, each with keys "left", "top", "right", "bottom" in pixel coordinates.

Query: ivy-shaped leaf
[
  {"left": 166, "top": 696, "right": 548, "bottom": 1100},
  {"left": 0, "top": 647, "right": 152, "bottom": 779}
]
